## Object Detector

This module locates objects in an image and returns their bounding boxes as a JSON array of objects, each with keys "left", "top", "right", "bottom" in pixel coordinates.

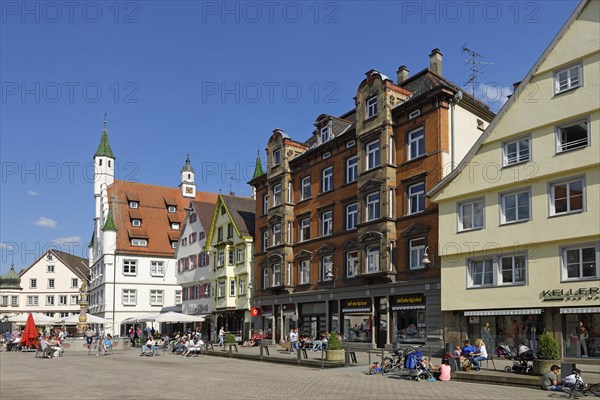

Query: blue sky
[{"left": 0, "top": 0, "right": 579, "bottom": 272}]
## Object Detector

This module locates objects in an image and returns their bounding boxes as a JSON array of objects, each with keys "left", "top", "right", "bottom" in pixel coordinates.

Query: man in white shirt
[{"left": 289, "top": 328, "right": 299, "bottom": 354}]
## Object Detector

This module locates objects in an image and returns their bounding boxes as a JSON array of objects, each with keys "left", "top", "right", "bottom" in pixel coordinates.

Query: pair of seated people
[
  {"left": 182, "top": 338, "right": 204, "bottom": 357},
  {"left": 39, "top": 337, "right": 60, "bottom": 358},
  {"left": 140, "top": 336, "right": 160, "bottom": 356},
  {"left": 312, "top": 334, "right": 328, "bottom": 351},
  {"left": 242, "top": 331, "right": 264, "bottom": 347}
]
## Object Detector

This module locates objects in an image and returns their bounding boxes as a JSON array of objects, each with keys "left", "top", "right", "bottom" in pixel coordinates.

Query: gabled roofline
[
  {"left": 428, "top": 0, "right": 588, "bottom": 199},
  {"left": 19, "top": 249, "right": 89, "bottom": 281}
]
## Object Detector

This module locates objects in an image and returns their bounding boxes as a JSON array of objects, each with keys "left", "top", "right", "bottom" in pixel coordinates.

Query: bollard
[
  {"left": 260, "top": 345, "right": 263, "bottom": 361},
  {"left": 296, "top": 347, "right": 301, "bottom": 363},
  {"left": 321, "top": 347, "right": 325, "bottom": 370},
  {"left": 381, "top": 349, "right": 385, "bottom": 376}
]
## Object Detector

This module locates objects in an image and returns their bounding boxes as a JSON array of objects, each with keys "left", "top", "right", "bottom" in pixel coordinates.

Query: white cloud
[
  {"left": 51, "top": 236, "right": 82, "bottom": 247},
  {"left": 34, "top": 217, "right": 57, "bottom": 228},
  {"left": 27, "top": 190, "right": 39, "bottom": 196}
]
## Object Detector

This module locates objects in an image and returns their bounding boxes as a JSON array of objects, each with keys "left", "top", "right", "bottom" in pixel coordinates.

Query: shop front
[
  {"left": 390, "top": 293, "right": 427, "bottom": 345},
  {"left": 341, "top": 298, "right": 372, "bottom": 344},
  {"left": 282, "top": 303, "right": 297, "bottom": 337},
  {"left": 299, "top": 302, "right": 326, "bottom": 340},
  {"left": 261, "top": 305, "right": 274, "bottom": 341},
  {"left": 561, "top": 306, "right": 600, "bottom": 359}
]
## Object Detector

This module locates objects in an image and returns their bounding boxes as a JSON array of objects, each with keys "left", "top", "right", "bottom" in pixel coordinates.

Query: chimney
[
  {"left": 429, "top": 48, "right": 443, "bottom": 76},
  {"left": 513, "top": 81, "right": 522, "bottom": 91},
  {"left": 397, "top": 65, "right": 409, "bottom": 84}
]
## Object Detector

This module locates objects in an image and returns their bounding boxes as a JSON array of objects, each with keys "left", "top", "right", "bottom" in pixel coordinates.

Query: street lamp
[{"left": 422, "top": 246, "right": 434, "bottom": 267}]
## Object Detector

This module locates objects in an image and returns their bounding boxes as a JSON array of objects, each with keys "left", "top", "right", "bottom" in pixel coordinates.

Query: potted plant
[
  {"left": 325, "top": 332, "right": 344, "bottom": 361},
  {"left": 532, "top": 332, "right": 561, "bottom": 375},
  {"left": 225, "top": 333, "right": 236, "bottom": 350}
]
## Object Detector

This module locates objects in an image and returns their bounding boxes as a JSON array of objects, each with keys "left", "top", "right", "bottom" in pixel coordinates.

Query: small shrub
[
  {"left": 225, "top": 333, "right": 236, "bottom": 344},
  {"left": 327, "top": 332, "right": 342, "bottom": 350},
  {"left": 536, "top": 332, "right": 560, "bottom": 360}
]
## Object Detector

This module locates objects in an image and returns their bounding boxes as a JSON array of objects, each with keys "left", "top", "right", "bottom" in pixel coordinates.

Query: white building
[
  {"left": 88, "top": 120, "right": 217, "bottom": 335},
  {"left": 0, "top": 249, "right": 89, "bottom": 324}
]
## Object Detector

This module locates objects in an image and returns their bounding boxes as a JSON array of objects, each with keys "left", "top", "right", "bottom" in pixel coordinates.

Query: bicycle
[
  {"left": 382, "top": 345, "right": 422, "bottom": 375},
  {"left": 564, "top": 370, "right": 600, "bottom": 398}
]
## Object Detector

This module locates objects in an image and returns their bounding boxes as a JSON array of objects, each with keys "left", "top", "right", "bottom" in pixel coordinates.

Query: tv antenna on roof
[{"left": 463, "top": 45, "right": 493, "bottom": 98}]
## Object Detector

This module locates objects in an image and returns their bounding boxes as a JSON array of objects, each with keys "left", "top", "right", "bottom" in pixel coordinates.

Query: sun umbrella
[
  {"left": 60, "top": 314, "right": 112, "bottom": 325},
  {"left": 7, "top": 313, "right": 60, "bottom": 324},
  {"left": 153, "top": 311, "right": 206, "bottom": 323},
  {"left": 21, "top": 314, "right": 38, "bottom": 348}
]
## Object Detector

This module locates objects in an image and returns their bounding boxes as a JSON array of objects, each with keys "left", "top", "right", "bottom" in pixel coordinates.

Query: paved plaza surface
[{"left": 0, "top": 350, "right": 574, "bottom": 400}]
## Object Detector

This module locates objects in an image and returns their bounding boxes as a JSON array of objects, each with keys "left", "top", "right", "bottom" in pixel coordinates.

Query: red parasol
[{"left": 21, "top": 313, "right": 38, "bottom": 348}]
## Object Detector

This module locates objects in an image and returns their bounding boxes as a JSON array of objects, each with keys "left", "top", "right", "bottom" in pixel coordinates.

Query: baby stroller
[
  {"left": 497, "top": 344, "right": 533, "bottom": 374},
  {"left": 404, "top": 351, "right": 433, "bottom": 381}
]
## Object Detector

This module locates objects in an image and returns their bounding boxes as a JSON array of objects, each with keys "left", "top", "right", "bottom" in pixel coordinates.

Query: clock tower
[{"left": 180, "top": 155, "right": 196, "bottom": 198}]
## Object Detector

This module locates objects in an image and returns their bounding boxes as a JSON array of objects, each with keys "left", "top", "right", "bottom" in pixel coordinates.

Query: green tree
[
  {"left": 225, "top": 333, "right": 236, "bottom": 344},
  {"left": 327, "top": 332, "right": 342, "bottom": 350},
  {"left": 536, "top": 332, "right": 560, "bottom": 360}
]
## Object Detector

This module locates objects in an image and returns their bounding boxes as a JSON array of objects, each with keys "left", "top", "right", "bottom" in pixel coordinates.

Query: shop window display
[
  {"left": 467, "top": 315, "right": 543, "bottom": 355},
  {"left": 344, "top": 315, "right": 372, "bottom": 342},
  {"left": 394, "top": 310, "right": 426, "bottom": 343},
  {"left": 564, "top": 313, "right": 599, "bottom": 358}
]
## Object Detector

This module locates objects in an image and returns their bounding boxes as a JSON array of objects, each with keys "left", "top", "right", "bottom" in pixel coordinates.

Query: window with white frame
[
  {"left": 272, "top": 223, "right": 282, "bottom": 245},
  {"left": 129, "top": 201, "right": 138, "bottom": 209},
  {"left": 550, "top": 177, "right": 584, "bottom": 216},
  {"left": 263, "top": 194, "right": 268, "bottom": 214},
  {"left": 286, "top": 262, "right": 292, "bottom": 286},
  {"left": 554, "top": 63, "right": 582, "bottom": 94},
  {"left": 500, "top": 255, "right": 527, "bottom": 284},
  {"left": 47, "top": 265, "right": 54, "bottom": 273},
  {"left": 321, "top": 255, "right": 333, "bottom": 281},
  {"left": 366, "top": 245, "right": 380, "bottom": 273},
  {"left": 239, "top": 277, "right": 246, "bottom": 295},
  {"left": 366, "top": 192, "right": 380, "bottom": 221},
  {"left": 501, "top": 189, "right": 530, "bottom": 224},
  {"left": 151, "top": 261, "right": 165, "bottom": 277},
  {"left": 71, "top": 278, "right": 78, "bottom": 288},
  {"left": 320, "top": 126, "right": 331, "bottom": 143},
  {"left": 1, "top": 296, "right": 8, "bottom": 306},
  {"left": 366, "top": 96, "right": 378, "bottom": 118},
  {"left": 218, "top": 250, "right": 225, "bottom": 267},
  {"left": 123, "top": 260, "right": 137, "bottom": 275},
  {"left": 346, "top": 251, "right": 357, "bottom": 278},
  {"left": 346, "top": 203, "right": 358, "bottom": 230},
  {"left": 48, "top": 278, "right": 55, "bottom": 289},
  {"left": 408, "top": 182, "right": 425, "bottom": 214},
  {"left": 167, "top": 205, "right": 177, "bottom": 213},
  {"left": 131, "top": 238, "right": 147, "bottom": 247},
  {"left": 287, "top": 221, "right": 292, "bottom": 244},
  {"left": 561, "top": 243, "right": 599, "bottom": 280},
  {"left": 262, "top": 230, "right": 268, "bottom": 251},
  {"left": 218, "top": 280, "right": 226, "bottom": 297},
  {"left": 458, "top": 199, "right": 484, "bottom": 231},
  {"left": 301, "top": 176, "right": 311, "bottom": 200},
  {"left": 322, "top": 167, "right": 333, "bottom": 192},
  {"left": 409, "top": 238, "right": 426, "bottom": 270},
  {"left": 30, "top": 278, "right": 37, "bottom": 289},
  {"left": 299, "top": 259, "right": 310, "bottom": 284},
  {"left": 346, "top": 156, "right": 358, "bottom": 183},
  {"left": 228, "top": 250, "right": 235, "bottom": 265},
  {"left": 218, "top": 226, "right": 224, "bottom": 242},
  {"left": 122, "top": 289, "right": 137, "bottom": 305},
  {"left": 557, "top": 119, "right": 589, "bottom": 153},
  {"left": 468, "top": 259, "right": 494, "bottom": 287},
  {"left": 171, "top": 222, "right": 180, "bottom": 230},
  {"left": 70, "top": 295, "right": 78, "bottom": 305},
  {"left": 227, "top": 223, "right": 234, "bottom": 239},
  {"left": 27, "top": 296, "right": 39, "bottom": 306},
  {"left": 366, "top": 140, "right": 380, "bottom": 170},
  {"left": 229, "top": 279, "right": 236, "bottom": 296},
  {"left": 503, "top": 136, "right": 530, "bottom": 166},
  {"left": 175, "top": 290, "right": 182, "bottom": 305},
  {"left": 287, "top": 181, "right": 293, "bottom": 203},
  {"left": 59, "top": 295, "right": 67, "bottom": 305},
  {"left": 262, "top": 269, "right": 270, "bottom": 289},
  {"left": 150, "top": 290, "right": 163, "bottom": 305},
  {"left": 46, "top": 295, "right": 54, "bottom": 305},
  {"left": 272, "top": 264, "right": 281, "bottom": 286},
  {"left": 408, "top": 127, "right": 425, "bottom": 160},
  {"left": 273, "top": 183, "right": 282, "bottom": 206},
  {"left": 237, "top": 246, "right": 245, "bottom": 263},
  {"left": 321, "top": 210, "right": 333, "bottom": 236},
  {"left": 299, "top": 218, "right": 310, "bottom": 242},
  {"left": 132, "top": 219, "right": 141, "bottom": 227},
  {"left": 273, "top": 148, "right": 281, "bottom": 166}
]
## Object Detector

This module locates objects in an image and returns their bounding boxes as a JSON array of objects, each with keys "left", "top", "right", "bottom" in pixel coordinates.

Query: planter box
[
  {"left": 326, "top": 349, "right": 345, "bottom": 362},
  {"left": 532, "top": 359, "right": 560, "bottom": 375}
]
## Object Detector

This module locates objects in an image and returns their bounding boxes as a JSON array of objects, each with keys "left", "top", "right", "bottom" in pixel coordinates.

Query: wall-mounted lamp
[{"left": 422, "top": 246, "right": 434, "bottom": 267}]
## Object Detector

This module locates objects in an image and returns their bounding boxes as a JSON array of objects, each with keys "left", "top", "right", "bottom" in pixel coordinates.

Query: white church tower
[{"left": 180, "top": 154, "right": 196, "bottom": 198}]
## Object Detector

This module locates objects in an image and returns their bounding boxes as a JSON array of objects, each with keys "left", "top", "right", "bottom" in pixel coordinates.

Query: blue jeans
[
  {"left": 291, "top": 341, "right": 299, "bottom": 351},
  {"left": 312, "top": 340, "right": 323, "bottom": 351},
  {"left": 472, "top": 356, "right": 487, "bottom": 369},
  {"left": 218, "top": 336, "right": 224, "bottom": 346},
  {"left": 549, "top": 385, "right": 563, "bottom": 391}
]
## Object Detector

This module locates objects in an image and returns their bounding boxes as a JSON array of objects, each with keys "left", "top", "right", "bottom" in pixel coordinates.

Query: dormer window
[
  {"left": 167, "top": 205, "right": 177, "bottom": 213},
  {"left": 171, "top": 222, "right": 180, "bottom": 230},
  {"left": 171, "top": 241, "right": 178, "bottom": 249},
  {"left": 273, "top": 148, "right": 281, "bottom": 166},
  {"left": 367, "top": 96, "right": 378, "bottom": 118},
  {"left": 320, "top": 126, "right": 331, "bottom": 143},
  {"left": 131, "top": 238, "right": 148, "bottom": 247},
  {"left": 129, "top": 201, "right": 139, "bottom": 209},
  {"left": 132, "top": 219, "right": 141, "bottom": 227}
]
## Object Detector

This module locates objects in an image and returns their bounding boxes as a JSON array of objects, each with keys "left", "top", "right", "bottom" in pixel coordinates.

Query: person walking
[
  {"left": 290, "top": 328, "right": 299, "bottom": 355},
  {"left": 218, "top": 326, "right": 226, "bottom": 347}
]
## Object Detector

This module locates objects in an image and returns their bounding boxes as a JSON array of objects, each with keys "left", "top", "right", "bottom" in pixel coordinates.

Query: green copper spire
[
  {"left": 94, "top": 113, "right": 115, "bottom": 159},
  {"left": 252, "top": 150, "right": 265, "bottom": 179},
  {"left": 102, "top": 207, "right": 117, "bottom": 231}
]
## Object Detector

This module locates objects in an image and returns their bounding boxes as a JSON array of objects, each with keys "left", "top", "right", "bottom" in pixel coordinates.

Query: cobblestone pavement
[{"left": 0, "top": 351, "right": 571, "bottom": 400}]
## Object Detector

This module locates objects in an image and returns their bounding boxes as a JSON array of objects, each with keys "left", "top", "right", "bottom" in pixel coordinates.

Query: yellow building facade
[{"left": 430, "top": 0, "right": 599, "bottom": 361}]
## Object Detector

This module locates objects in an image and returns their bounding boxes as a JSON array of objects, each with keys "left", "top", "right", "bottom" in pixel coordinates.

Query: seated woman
[
  {"left": 470, "top": 338, "right": 488, "bottom": 371},
  {"left": 312, "top": 333, "right": 328, "bottom": 351},
  {"left": 101, "top": 334, "right": 113, "bottom": 355},
  {"left": 48, "top": 336, "right": 61, "bottom": 358},
  {"left": 140, "top": 336, "right": 156, "bottom": 356}
]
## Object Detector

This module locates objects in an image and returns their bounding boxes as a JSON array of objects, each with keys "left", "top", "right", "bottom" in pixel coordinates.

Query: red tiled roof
[{"left": 108, "top": 181, "right": 218, "bottom": 257}]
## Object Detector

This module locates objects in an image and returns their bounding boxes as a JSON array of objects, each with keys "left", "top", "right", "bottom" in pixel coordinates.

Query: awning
[
  {"left": 464, "top": 308, "right": 542, "bottom": 316},
  {"left": 560, "top": 307, "right": 600, "bottom": 314},
  {"left": 392, "top": 305, "right": 426, "bottom": 311},
  {"left": 342, "top": 308, "right": 371, "bottom": 313}
]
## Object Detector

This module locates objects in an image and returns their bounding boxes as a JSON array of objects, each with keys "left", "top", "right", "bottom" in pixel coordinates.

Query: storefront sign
[
  {"left": 541, "top": 287, "right": 600, "bottom": 301},
  {"left": 282, "top": 304, "right": 296, "bottom": 316},
  {"left": 390, "top": 294, "right": 426, "bottom": 310},
  {"left": 187, "top": 303, "right": 210, "bottom": 315},
  {"left": 251, "top": 308, "right": 260, "bottom": 317},
  {"left": 341, "top": 298, "right": 372, "bottom": 313}
]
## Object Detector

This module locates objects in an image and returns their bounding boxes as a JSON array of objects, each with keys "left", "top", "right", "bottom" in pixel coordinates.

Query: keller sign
[{"left": 541, "top": 287, "right": 600, "bottom": 301}]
